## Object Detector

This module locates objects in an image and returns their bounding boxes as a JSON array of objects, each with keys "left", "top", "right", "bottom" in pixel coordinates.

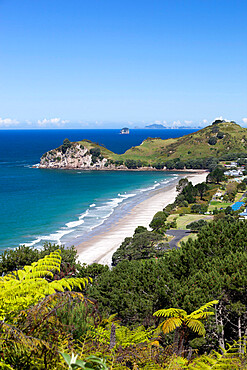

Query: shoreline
[{"left": 76, "top": 171, "right": 208, "bottom": 266}]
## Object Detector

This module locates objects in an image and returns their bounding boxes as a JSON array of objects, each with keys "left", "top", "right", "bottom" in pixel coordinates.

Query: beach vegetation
[
  {"left": 112, "top": 230, "right": 167, "bottom": 265},
  {"left": 149, "top": 211, "right": 167, "bottom": 232},
  {"left": 1, "top": 216, "right": 247, "bottom": 368},
  {"left": 206, "top": 166, "right": 226, "bottom": 183},
  {"left": 2, "top": 173, "right": 247, "bottom": 368}
]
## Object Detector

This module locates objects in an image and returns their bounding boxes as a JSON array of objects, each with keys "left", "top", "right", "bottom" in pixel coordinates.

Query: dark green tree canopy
[{"left": 62, "top": 138, "right": 72, "bottom": 153}]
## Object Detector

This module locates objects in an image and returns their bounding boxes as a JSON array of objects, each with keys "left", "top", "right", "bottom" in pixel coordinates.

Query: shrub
[
  {"left": 153, "top": 162, "right": 165, "bottom": 169},
  {"left": 208, "top": 137, "right": 217, "bottom": 145},
  {"left": 217, "top": 131, "right": 224, "bottom": 139},
  {"left": 191, "top": 204, "right": 202, "bottom": 213},
  {"left": 90, "top": 148, "right": 101, "bottom": 157},
  {"left": 186, "top": 219, "right": 208, "bottom": 231},
  {"left": 124, "top": 159, "right": 143, "bottom": 169}
]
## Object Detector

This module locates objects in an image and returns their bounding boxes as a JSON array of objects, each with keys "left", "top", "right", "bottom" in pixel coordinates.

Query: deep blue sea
[{"left": 0, "top": 129, "right": 196, "bottom": 252}]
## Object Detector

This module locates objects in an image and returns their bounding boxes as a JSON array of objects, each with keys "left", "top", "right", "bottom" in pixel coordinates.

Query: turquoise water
[{"left": 0, "top": 129, "right": 196, "bottom": 251}]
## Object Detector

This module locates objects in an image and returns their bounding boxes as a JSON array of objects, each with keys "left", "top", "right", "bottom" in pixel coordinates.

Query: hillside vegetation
[
  {"left": 119, "top": 121, "right": 247, "bottom": 163},
  {"left": 40, "top": 121, "right": 247, "bottom": 170}
]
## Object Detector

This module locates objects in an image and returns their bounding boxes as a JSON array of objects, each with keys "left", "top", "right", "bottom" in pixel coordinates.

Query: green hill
[
  {"left": 40, "top": 121, "right": 247, "bottom": 170},
  {"left": 119, "top": 121, "right": 247, "bottom": 163}
]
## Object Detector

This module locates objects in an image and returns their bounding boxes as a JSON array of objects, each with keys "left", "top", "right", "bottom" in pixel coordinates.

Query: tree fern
[{"left": 0, "top": 250, "right": 92, "bottom": 321}]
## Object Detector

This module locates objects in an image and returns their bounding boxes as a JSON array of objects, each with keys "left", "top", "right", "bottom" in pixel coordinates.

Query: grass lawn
[
  {"left": 208, "top": 191, "right": 246, "bottom": 211},
  {"left": 166, "top": 214, "right": 212, "bottom": 229},
  {"left": 178, "top": 233, "right": 198, "bottom": 247},
  {"left": 208, "top": 201, "right": 232, "bottom": 211}
]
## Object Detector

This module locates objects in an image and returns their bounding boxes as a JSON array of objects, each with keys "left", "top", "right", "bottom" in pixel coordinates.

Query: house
[
  {"left": 224, "top": 169, "right": 243, "bottom": 177},
  {"left": 239, "top": 208, "right": 247, "bottom": 220},
  {"left": 215, "top": 191, "right": 222, "bottom": 197}
]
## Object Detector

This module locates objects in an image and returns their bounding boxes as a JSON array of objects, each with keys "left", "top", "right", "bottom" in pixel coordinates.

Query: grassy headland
[{"left": 40, "top": 120, "right": 247, "bottom": 170}]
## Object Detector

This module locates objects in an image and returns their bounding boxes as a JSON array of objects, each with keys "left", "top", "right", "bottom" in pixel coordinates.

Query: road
[{"left": 166, "top": 229, "right": 191, "bottom": 249}]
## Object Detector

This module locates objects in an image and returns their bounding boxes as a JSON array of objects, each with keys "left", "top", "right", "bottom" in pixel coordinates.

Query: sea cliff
[{"left": 40, "top": 142, "right": 115, "bottom": 169}]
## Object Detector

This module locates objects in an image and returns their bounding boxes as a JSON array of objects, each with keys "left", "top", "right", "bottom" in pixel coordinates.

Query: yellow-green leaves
[
  {"left": 153, "top": 300, "right": 219, "bottom": 337},
  {"left": 0, "top": 250, "right": 91, "bottom": 321}
]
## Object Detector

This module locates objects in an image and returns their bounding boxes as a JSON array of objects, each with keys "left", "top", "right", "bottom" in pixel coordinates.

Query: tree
[
  {"left": 0, "top": 243, "right": 81, "bottom": 276},
  {"left": 226, "top": 181, "right": 237, "bottom": 202},
  {"left": 153, "top": 300, "right": 218, "bottom": 355},
  {"left": 62, "top": 138, "right": 72, "bottom": 153},
  {"left": 176, "top": 178, "right": 189, "bottom": 193},
  {"left": 237, "top": 181, "right": 246, "bottom": 192},
  {"left": 207, "top": 167, "right": 225, "bottom": 184},
  {"left": 112, "top": 231, "right": 166, "bottom": 266},
  {"left": 186, "top": 219, "right": 208, "bottom": 231},
  {"left": 149, "top": 211, "right": 167, "bottom": 232},
  {"left": 195, "top": 182, "right": 208, "bottom": 200}
]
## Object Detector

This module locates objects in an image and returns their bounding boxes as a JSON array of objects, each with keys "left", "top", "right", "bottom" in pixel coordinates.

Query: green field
[
  {"left": 166, "top": 214, "right": 213, "bottom": 229},
  {"left": 178, "top": 233, "right": 198, "bottom": 247},
  {"left": 208, "top": 201, "right": 232, "bottom": 211}
]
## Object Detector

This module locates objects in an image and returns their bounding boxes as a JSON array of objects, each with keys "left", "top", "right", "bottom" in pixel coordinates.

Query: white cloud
[
  {"left": 171, "top": 120, "right": 182, "bottom": 127},
  {"left": 214, "top": 116, "right": 223, "bottom": 121},
  {"left": 37, "top": 118, "right": 69, "bottom": 127},
  {"left": 213, "top": 116, "right": 230, "bottom": 122},
  {"left": 202, "top": 119, "right": 208, "bottom": 124},
  {"left": 0, "top": 117, "right": 19, "bottom": 127},
  {"left": 242, "top": 118, "right": 247, "bottom": 124},
  {"left": 184, "top": 120, "right": 192, "bottom": 125}
]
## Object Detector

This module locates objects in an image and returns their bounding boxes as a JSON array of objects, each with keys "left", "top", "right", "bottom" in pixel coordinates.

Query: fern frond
[
  {"left": 0, "top": 250, "right": 92, "bottom": 321},
  {"left": 186, "top": 319, "right": 205, "bottom": 336},
  {"left": 153, "top": 308, "right": 187, "bottom": 318},
  {"left": 159, "top": 317, "right": 182, "bottom": 334},
  {"left": 188, "top": 311, "right": 215, "bottom": 320},
  {"left": 189, "top": 300, "right": 218, "bottom": 318}
]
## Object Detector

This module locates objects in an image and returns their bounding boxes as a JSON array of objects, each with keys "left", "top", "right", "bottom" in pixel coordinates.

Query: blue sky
[{"left": 0, "top": 0, "right": 246, "bottom": 128}]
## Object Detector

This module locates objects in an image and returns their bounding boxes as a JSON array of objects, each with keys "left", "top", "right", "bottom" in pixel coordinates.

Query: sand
[{"left": 76, "top": 171, "right": 208, "bottom": 266}]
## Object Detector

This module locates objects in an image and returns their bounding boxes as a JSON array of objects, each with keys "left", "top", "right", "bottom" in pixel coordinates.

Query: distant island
[
  {"left": 145, "top": 123, "right": 201, "bottom": 129},
  {"left": 40, "top": 120, "right": 247, "bottom": 171},
  {"left": 145, "top": 123, "right": 166, "bottom": 129},
  {"left": 120, "top": 127, "right": 129, "bottom": 134}
]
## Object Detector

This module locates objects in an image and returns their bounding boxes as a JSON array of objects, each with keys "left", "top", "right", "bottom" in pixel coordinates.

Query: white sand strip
[{"left": 76, "top": 171, "right": 208, "bottom": 266}]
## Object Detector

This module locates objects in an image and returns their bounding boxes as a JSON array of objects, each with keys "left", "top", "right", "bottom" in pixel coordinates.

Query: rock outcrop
[{"left": 39, "top": 143, "right": 110, "bottom": 169}]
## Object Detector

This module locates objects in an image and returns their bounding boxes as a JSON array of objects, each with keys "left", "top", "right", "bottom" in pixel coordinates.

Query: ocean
[{"left": 0, "top": 128, "right": 196, "bottom": 252}]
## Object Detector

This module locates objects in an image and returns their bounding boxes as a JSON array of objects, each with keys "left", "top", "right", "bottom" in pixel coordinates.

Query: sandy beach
[{"left": 76, "top": 171, "right": 208, "bottom": 266}]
